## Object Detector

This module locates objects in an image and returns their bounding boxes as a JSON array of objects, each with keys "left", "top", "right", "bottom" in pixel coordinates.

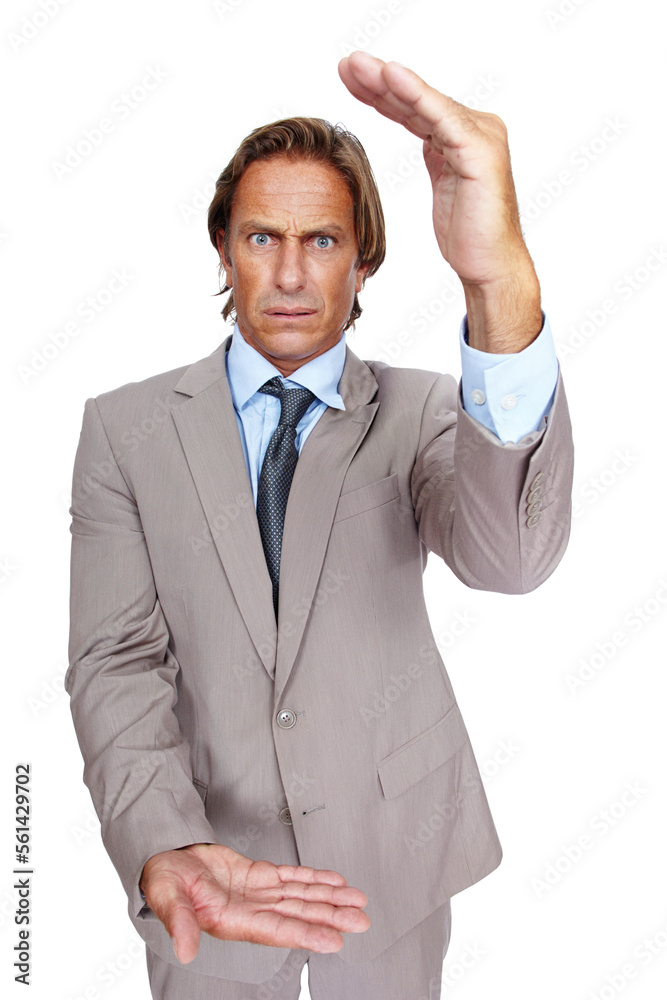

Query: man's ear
[
  {"left": 355, "top": 263, "right": 370, "bottom": 294},
  {"left": 215, "top": 229, "right": 233, "bottom": 287}
]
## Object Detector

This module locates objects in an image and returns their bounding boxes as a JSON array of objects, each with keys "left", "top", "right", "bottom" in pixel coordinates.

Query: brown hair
[{"left": 207, "top": 117, "right": 386, "bottom": 331}]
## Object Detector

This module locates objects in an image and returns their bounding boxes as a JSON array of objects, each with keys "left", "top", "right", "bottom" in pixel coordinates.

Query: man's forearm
[
  {"left": 463, "top": 261, "right": 543, "bottom": 353},
  {"left": 66, "top": 396, "right": 217, "bottom": 921}
]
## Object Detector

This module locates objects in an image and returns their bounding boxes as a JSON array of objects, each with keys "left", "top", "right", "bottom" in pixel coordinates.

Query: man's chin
[
  {"left": 237, "top": 317, "right": 345, "bottom": 367},
  {"left": 255, "top": 317, "right": 324, "bottom": 346}
]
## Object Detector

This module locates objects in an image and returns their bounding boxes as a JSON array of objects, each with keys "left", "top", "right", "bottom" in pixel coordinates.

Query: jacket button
[
  {"left": 279, "top": 807, "right": 292, "bottom": 825},
  {"left": 276, "top": 709, "right": 297, "bottom": 729}
]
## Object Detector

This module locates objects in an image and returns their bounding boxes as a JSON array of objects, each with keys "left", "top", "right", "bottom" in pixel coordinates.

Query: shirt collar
[{"left": 225, "top": 321, "right": 346, "bottom": 411}]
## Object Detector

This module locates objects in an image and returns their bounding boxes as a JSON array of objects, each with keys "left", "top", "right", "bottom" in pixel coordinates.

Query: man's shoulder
[
  {"left": 95, "top": 361, "right": 189, "bottom": 402},
  {"left": 362, "top": 355, "right": 458, "bottom": 399},
  {"left": 90, "top": 341, "right": 226, "bottom": 418}
]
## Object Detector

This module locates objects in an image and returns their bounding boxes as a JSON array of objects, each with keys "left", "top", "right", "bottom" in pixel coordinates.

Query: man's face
[{"left": 216, "top": 155, "right": 369, "bottom": 377}]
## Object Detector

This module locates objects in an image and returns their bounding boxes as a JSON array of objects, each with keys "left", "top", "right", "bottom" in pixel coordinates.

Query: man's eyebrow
[{"left": 237, "top": 220, "right": 349, "bottom": 238}]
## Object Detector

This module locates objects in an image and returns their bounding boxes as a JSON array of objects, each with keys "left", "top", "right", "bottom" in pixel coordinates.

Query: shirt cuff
[{"left": 459, "top": 311, "right": 560, "bottom": 443}]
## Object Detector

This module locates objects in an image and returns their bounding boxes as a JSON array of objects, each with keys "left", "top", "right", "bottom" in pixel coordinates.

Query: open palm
[{"left": 140, "top": 843, "right": 370, "bottom": 964}]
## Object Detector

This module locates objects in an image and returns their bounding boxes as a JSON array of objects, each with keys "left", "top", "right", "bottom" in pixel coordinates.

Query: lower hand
[{"left": 140, "top": 843, "right": 370, "bottom": 964}]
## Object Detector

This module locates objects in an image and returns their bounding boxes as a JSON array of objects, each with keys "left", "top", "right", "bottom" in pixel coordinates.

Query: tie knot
[{"left": 258, "top": 378, "right": 316, "bottom": 428}]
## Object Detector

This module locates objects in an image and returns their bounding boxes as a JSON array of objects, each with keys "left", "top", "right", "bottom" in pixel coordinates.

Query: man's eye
[
  {"left": 313, "top": 236, "right": 333, "bottom": 248},
  {"left": 250, "top": 234, "right": 271, "bottom": 246}
]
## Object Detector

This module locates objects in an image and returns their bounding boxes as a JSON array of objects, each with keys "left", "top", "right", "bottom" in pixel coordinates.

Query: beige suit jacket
[{"left": 66, "top": 333, "right": 573, "bottom": 983}]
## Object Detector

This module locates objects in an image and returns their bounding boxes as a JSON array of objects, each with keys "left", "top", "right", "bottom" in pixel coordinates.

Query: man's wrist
[{"left": 462, "top": 262, "right": 542, "bottom": 353}]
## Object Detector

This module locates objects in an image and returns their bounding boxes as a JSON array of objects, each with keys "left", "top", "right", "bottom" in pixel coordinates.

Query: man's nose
[{"left": 273, "top": 239, "right": 306, "bottom": 292}]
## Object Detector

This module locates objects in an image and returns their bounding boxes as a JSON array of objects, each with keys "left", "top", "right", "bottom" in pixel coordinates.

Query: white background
[{"left": 3, "top": 0, "right": 666, "bottom": 998}]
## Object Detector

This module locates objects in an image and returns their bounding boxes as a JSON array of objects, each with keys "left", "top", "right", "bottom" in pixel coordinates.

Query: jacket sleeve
[
  {"left": 65, "top": 397, "right": 216, "bottom": 920},
  {"left": 410, "top": 370, "right": 574, "bottom": 594}
]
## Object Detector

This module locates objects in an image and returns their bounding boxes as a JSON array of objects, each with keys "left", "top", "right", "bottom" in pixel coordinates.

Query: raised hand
[
  {"left": 338, "top": 51, "right": 541, "bottom": 350},
  {"left": 140, "top": 843, "right": 370, "bottom": 964}
]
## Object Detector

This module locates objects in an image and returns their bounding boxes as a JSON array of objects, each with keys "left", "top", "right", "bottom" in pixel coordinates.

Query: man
[{"left": 66, "top": 52, "right": 573, "bottom": 999}]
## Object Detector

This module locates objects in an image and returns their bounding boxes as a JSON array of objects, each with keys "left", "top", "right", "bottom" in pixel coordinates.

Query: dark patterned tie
[{"left": 256, "top": 377, "right": 316, "bottom": 617}]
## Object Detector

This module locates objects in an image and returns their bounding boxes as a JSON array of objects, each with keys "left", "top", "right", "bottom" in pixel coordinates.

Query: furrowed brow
[
  {"left": 237, "top": 220, "right": 285, "bottom": 235},
  {"left": 237, "top": 220, "right": 348, "bottom": 238}
]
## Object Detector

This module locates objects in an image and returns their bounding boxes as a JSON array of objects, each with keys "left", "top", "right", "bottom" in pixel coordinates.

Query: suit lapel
[
  {"left": 172, "top": 336, "right": 278, "bottom": 679},
  {"left": 170, "top": 333, "right": 380, "bottom": 694},
  {"left": 273, "top": 348, "right": 379, "bottom": 705}
]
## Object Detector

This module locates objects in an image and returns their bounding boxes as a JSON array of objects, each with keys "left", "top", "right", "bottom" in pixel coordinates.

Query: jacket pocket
[
  {"left": 333, "top": 473, "right": 400, "bottom": 523},
  {"left": 376, "top": 703, "right": 468, "bottom": 799}
]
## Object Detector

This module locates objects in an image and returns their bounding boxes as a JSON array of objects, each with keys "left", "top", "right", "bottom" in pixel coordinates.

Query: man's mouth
[{"left": 266, "top": 308, "right": 316, "bottom": 316}]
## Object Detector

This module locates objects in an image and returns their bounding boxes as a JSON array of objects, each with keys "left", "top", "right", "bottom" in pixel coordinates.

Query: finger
[
  {"left": 216, "top": 908, "right": 347, "bottom": 953},
  {"left": 169, "top": 903, "right": 203, "bottom": 964},
  {"left": 339, "top": 54, "right": 425, "bottom": 129},
  {"left": 339, "top": 55, "right": 431, "bottom": 140},
  {"left": 275, "top": 863, "right": 349, "bottom": 888},
  {"left": 369, "top": 61, "right": 470, "bottom": 146},
  {"left": 340, "top": 51, "right": 475, "bottom": 148},
  {"left": 344, "top": 54, "right": 424, "bottom": 118},
  {"left": 338, "top": 52, "right": 387, "bottom": 107},
  {"left": 341, "top": 51, "right": 428, "bottom": 114},
  {"left": 275, "top": 876, "right": 368, "bottom": 910},
  {"left": 271, "top": 896, "right": 371, "bottom": 934},
  {"left": 275, "top": 863, "right": 347, "bottom": 883},
  {"left": 145, "top": 879, "right": 202, "bottom": 965}
]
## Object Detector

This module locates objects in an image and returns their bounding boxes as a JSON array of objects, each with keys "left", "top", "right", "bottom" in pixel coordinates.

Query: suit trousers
[{"left": 145, "top": 899, "right": 451, "bottom": 1000}]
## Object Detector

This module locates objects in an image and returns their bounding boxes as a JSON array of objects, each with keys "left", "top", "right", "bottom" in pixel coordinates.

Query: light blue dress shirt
[
  {"left": 225, "top": 323, "right": 345, "bottom": 506},
  {"left": 459, "top": 310, "right": 559, "bottom": 444},
  {"left": 225, "top": 314, "right": 559, "bottom": 506}
]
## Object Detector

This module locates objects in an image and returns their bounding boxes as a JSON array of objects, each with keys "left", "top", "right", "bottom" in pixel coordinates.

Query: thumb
[{"left": 150, "top": 883, "right": 202, "bottom": 965}]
